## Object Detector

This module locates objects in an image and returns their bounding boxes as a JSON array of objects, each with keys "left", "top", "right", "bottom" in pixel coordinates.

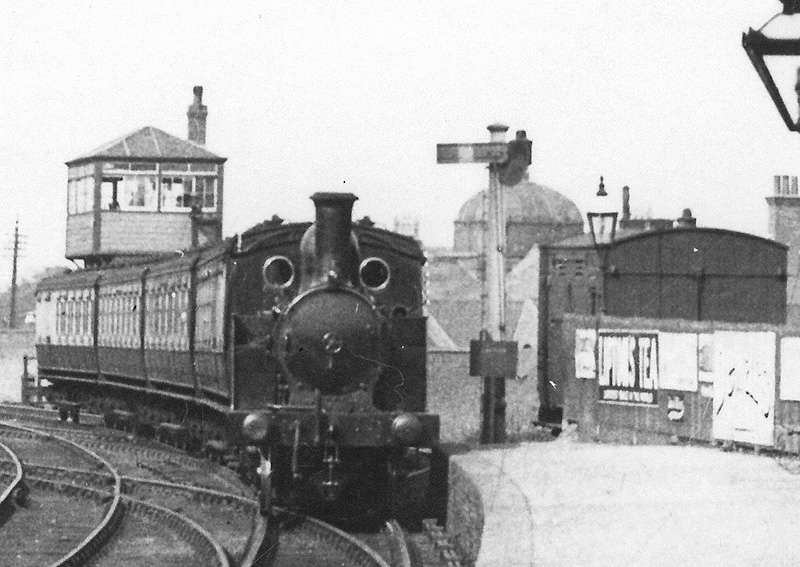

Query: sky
[{"left": 0, "top": 1, "right": 797, "bottom": 285}]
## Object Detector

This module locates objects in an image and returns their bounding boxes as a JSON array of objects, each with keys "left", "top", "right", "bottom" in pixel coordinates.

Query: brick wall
[
  {"left": 428, "top": 351, "right": 481, "bottom": 443},
  {"left": 428, "top": 350, "right": 540, "bottom": 443},
  {"left": 446, "top": 459, "right": 484, "bottom": 567}
]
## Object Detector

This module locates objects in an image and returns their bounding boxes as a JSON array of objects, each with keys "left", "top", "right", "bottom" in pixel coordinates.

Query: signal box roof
[{"left": 66, "top": 126, "right": 225, "bottom": 166}]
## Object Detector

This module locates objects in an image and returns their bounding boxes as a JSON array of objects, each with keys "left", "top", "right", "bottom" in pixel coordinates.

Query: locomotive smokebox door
[{"left": 469, "top": 338, "right": 518, "bottom": 378}]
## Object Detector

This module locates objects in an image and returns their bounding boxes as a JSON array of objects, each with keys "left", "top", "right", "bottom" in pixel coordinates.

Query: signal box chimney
[{"left": 187, "top": 86, "right": 208, "bottom": 145}]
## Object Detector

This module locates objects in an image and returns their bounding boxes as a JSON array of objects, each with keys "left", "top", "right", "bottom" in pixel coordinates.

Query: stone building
[{"left": 452, "top": 172, "right": 584, "bottom": 261}]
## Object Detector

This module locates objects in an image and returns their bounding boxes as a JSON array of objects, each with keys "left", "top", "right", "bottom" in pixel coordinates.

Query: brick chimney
[
  {"left": 622, "top": 185, "right": 631, "bottom": 222},
  {"left": 767, "top": 175, "right": 800, "bottom": 324},
  {"left": 675, "top": 208, "right": 696, "bottom": 228},
  {"left": 187, "top": 86, "right": 208, "bottom": 145}
]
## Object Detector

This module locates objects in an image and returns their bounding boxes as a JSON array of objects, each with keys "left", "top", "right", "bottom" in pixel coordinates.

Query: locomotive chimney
[
  {"left": 307, "top": 192, "right": 359, "bottom": 287},
  {"left": 187, "top": 86, "right": 208, "bottom": 145}
]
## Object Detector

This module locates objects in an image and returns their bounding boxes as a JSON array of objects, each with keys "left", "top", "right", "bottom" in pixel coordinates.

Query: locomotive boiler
[{"left": 35, "top": 192, "right": 439, "bottom": 522}]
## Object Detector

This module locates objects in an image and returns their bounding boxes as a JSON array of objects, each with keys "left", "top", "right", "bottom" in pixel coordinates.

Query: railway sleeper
[
  {"left": 58, "top": 402, "right": 81, "bottom": 424},
  {"left": 202, "top": 439, "right": 230, "bottom": 463},
  {"left": 155, "top": 422, "right": 188, "bottom": 449},
  {"left": 105, "top": 409, "right": 137, "bottom": 433}
]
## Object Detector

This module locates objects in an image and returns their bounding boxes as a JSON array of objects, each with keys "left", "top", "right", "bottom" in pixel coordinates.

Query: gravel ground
[{"left": 457, "top": 438, "right": 800, "bottom": 567}]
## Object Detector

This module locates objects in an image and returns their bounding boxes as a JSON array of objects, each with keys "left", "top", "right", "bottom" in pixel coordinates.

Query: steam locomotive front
[
  {"left": 271, "top": 192, "right": 386, "bottom": 396},
  {"left": 242, "top": 192, "right": 438, "bottom": 521}
]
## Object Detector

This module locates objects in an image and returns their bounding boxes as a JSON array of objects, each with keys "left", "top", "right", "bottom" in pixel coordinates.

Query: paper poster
[
  {"left": 598, "top": 331, "right": 658, "bottom": 404},
  {"left": 658, "top": 332, "right": 698, "bottom": 392},
  {"left": 698, "top": 333, "right": 714, "bottom": 383},
  {"left": 575, "top": 328, "right": 596, "bottom": 379},
  {"left": 780, "top": 336, "right": 800, "bottom": 401},
  {"left": 713, "top": 331, "right": 775, "bottom": 446}
]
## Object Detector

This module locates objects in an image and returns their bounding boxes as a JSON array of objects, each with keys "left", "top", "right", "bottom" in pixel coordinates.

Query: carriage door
[{"left": 712, "top": 331, "right": 775, "bottom": 447}]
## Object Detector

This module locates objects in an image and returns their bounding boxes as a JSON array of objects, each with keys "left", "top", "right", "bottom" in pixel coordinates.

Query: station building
[
  {"left": 426, "top": 156, "right": 797, "bottom": 442},
  {"left": 64, "top": 87, "right": 225, "bottom": 267},
  {"left": 544, "top": 178, "right": 800, "bottom": 450}
]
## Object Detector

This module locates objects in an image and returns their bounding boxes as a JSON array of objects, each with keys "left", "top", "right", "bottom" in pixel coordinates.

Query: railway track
[
  {"left": 0, "top": 421, "right": 124, "bottom": 566},
  {"left": 0, "top": 439, "right": 26, "bottom": 518},
  {"left": 0, "top": 404, "right": 447, "bottom": 567},
  {"left": 35, "top": 427, "right": 249, "bottom": 494},
  {"left": 352, "top": 520, "right": 416, "bottom": 567}
]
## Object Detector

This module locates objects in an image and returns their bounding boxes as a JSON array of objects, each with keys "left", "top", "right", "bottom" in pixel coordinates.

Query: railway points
[
  {"left": 0, "top": 420, "right": 124, "bottom": 566},
  {"left": 0, "top": 403, "right": 440, "bottom": 567}
]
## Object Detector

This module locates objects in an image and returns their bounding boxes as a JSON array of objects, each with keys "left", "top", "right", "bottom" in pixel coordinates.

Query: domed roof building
[
  {"left": 453, "top": 173, "right": 584, "bottom": 259},
  {"left": 425, "top": 150, "right": 586, "bottom": 443}
]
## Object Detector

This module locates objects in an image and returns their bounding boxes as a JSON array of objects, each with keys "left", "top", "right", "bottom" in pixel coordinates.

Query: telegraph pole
[{"left": 9, "top": 218, "right": 20, "bottom": 329}]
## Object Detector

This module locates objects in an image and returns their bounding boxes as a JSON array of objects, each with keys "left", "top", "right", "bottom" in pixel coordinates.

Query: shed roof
[{"left": 67, "top": 126, "right": 225, "bottom": 165}]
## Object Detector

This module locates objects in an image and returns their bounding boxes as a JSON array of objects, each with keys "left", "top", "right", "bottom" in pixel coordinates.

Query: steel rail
[
  {"left": 0, "top": 440, "right": 24, "bottom": 515},
  {"left": 0, "top": 421, "right": 124, "bottom": 567},
  {"left": 122, "top": 496, "right": 231, "bottom": 567},
  {"left": 385, "top": 519, "right": 413, "bottom": 567},
  {"left": 0, "top": 402, "right": 103, "bottom": 426},
  {"left": 3, "top": 407, "right": 401, "bottom": 567},
  {"left": 18, "top": 475, "right": 229, "bottom": 567},
  {"left": 2, "top": 462, "right": 271, "bottom": 567},
  {"left": 296, "top": 513, "right": 393, "bottom": 567}
]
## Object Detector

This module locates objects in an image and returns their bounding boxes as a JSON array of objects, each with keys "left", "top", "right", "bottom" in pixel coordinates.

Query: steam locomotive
[{"left": 35, "top": 192, "right": 439, "bottom": 521}]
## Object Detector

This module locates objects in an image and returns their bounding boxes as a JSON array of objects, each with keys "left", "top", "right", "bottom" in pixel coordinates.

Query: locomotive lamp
[
  {"left": 743, "top": 2, "right": 800, "bottom": 131},
  {"left": 242, "top": 411, "right": 272, "bottom": 442}
]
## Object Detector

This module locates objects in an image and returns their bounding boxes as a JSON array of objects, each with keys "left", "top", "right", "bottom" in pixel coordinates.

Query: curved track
[
  {"left": 0, "top": 440, "right": 25, "bottom": 517},
  {"left": 1, "top": 404, "right": 433, "bottom": 567},
  {"left": 0, "top": 421, "right": 124, "bottom": 566},
  {"left": 0, "top": 421, "right": 244, "bottom": 567}
]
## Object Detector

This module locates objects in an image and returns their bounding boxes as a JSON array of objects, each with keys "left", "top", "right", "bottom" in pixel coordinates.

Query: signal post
[{"left": 437, "top": 125, "right": 529, "bottom": 443}]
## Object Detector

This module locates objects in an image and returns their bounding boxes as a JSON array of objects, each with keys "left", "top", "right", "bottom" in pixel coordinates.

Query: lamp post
[
  {"left": 743, "top": 2, "right": 800, "bottom": 130},
  {"left": 586, "top": 176, "right": 619, "bottom": 314}
]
